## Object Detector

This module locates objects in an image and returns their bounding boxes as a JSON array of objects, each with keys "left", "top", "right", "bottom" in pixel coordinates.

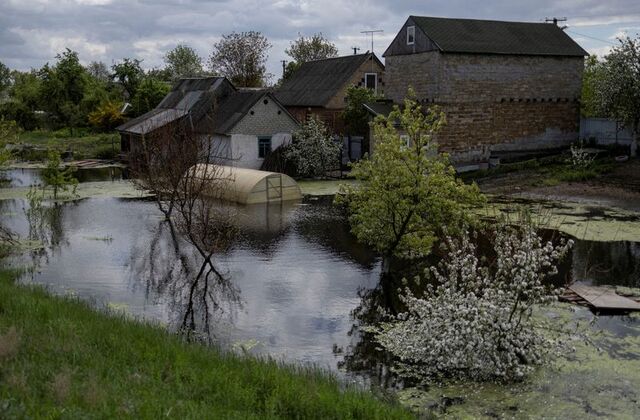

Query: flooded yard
[{"left": 1, "top": 169, "right": 639, "bottom": 416}]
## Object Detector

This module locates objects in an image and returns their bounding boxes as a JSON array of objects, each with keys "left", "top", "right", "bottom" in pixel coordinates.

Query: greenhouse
[{"left": 192, "top": 164, "right": 302, "bottom": 204}]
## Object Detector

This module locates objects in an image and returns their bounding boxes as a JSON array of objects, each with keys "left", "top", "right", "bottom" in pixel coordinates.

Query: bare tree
[{"left": 131, "top": 109, "right": 240, "bottom": 341}]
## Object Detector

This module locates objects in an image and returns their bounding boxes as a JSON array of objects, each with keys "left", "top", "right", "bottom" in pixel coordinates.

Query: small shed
[{"left": 192, "top": 164, "right": 302, "bottom": 204}]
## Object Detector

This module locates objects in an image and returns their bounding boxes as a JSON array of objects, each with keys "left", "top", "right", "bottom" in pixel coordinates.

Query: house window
[
  {"left": 365, "top": 73, "right": 377, "bottom": 93},
  {"left": 407, "top": 25, "right": 415, "bottom": 45},
  {"left": 400, "top": 134, "right": 410, "bottom": 148},
  {"left": 258, "top": 136, "right": 272, "bottom": 158}
]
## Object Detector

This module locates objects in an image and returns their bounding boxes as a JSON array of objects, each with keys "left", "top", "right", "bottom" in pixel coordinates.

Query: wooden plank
[{"left": 569, "top": 284, "right": 640, "bottom": 311}]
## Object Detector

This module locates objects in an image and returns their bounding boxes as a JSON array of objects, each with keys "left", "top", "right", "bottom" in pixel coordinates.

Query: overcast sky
[{"left": 1, "top": 0, "right": 639, "bottom": 81}]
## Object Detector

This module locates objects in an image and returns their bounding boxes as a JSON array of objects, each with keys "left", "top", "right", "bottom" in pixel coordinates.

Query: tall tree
[
  {"left": 208, "top": 31, "right": 271, "bottom": 87},
  {"left": 581, "top": 55, "right": 605, "bottom": 118},
  {"left": 164, "top": 44, "right": 204, "bottom": 81},
  {"left": 131, "top": 77, "right": 170, "bottom": 116},
  {"left": 342, "top": 86, "right": 377, "bottom": 136},
  {"left": 337, "top": 91, "right": 484, "bottom": 270},
  {"left": 283, "top": 33, "right": 338, "bottom": 80},
  {"left": 111, "top": 58, "right": 144, "bottom": 99},
  {"left": 0, "top": 62, "right": 11, "bottom": 96},
  {"left": 593, "top": 36, "right": 640, "bottom": 156},
  {"left": 39, "top": 49, "right": 88, "bottom": 131},
  {"left": 86, "top": 61, "right": 111, "bottom": 83}
]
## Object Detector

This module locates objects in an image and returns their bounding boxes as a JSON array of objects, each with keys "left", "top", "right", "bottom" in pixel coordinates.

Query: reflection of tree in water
[
  {"left": 130, "top": 219, "right": 241, "bottom": 344},
  {"left": 295, "top": 196, "right": 378, "bottom": 269},
  {"left": 572, "top": 240, "right": 640, "bottom": 287},
  {"left": 22, "top": 195, "right": 69, "bottom": 268}
]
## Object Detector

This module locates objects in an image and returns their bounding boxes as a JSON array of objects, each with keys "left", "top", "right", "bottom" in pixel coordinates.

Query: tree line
[{"left": 0, "top": 32, "right": 339, "bottom": 134}]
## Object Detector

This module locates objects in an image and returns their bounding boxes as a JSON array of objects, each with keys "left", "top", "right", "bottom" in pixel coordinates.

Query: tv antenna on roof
[
  {"left": 352, "top": 46, "right": 361, "bottom": 55},
  {"left": 360, "top": 29, "right": 383, "bottom": 56},
  {"left": 545, "top": 17, "right": 568, "bottom": 30}
]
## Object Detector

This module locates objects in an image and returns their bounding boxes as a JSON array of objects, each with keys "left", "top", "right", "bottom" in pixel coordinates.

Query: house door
[{"left": 265, "top": 174, "right": 283, "bottom": 201}]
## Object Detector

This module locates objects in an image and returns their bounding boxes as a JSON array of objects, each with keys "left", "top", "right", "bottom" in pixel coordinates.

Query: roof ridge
[{"left": 410, "top": 15, "right": 556, "bottom": 26}]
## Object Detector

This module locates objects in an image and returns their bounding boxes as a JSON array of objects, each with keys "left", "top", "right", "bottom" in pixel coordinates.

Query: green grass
[
  {"left": 14, "top": 129, "right": 120, "bottom": 161},
  {"left": 0, "top": 270, "right": 412, "bottom": 419}
]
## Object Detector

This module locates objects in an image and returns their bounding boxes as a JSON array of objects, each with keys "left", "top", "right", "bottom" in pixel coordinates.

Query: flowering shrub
[
  {"left": 374, "top": 225, "right": 573, "bottom": 382},
  {"left": 568, "top": 141, "right": 595, "bottom": 168},
  {"left": 285, "top": 117, "right": 341, "bottom": 178}
]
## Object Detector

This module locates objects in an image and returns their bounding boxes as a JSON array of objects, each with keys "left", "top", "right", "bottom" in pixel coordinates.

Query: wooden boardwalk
[{"left": 565, "top": 284, "right": 640, "bottom": 312}]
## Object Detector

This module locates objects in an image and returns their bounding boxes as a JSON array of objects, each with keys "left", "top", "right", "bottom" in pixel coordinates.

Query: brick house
[
  {"left": 275, "top": 52, "right": 385, "bottom": 135},
  {"left": 117, "top": 77, "right": 299, "bottom": 170},
  {"left": 376, "top": 16, "right": 588, "bottom": 163}
]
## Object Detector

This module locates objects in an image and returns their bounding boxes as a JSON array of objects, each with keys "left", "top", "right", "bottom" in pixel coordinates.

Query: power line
[{"left": 566, "top": 29, "right": 618, "bottom": 46}]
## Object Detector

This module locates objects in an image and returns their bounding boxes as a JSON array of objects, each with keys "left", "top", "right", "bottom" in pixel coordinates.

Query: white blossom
[{"left": 375, "top": 226, "right": 573, "bottom": 383}]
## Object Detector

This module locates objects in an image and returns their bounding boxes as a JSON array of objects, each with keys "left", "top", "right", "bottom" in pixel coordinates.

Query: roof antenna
[
  {"left": 545, "top": 17, "right": 568, "bottom": 30},
  {"left": 351, "top": 46, "right": 361, "bottom": 55},
  {"left": 360, "top": 29, "right": 383, "bottom": 56}
]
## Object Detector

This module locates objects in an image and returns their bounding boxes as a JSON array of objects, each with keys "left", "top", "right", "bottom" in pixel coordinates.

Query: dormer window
[{"left": 407, "top": 25, "right": 415, "bottom": 45}]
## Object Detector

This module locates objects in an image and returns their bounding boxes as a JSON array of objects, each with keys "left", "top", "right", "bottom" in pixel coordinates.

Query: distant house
[
  {"left": 116, "top": 77, "right": 299, "bottom": 170},
  {"left": 376, "top": 16, "right": 588, "bottom": 164},
  {"left": 275, "top": 52, "right": 385, "bottom": 136}
]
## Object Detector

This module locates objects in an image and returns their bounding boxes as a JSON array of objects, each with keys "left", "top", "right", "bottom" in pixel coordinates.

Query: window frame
[
  {"left": 258, "top": 136, "right": 272, "bottom": 159},
  {"left": 364, "top": 72, "right": 378, "bottom": 93},
  {"left": 407, "top": 25, "right": 415, "bottom": 45}
]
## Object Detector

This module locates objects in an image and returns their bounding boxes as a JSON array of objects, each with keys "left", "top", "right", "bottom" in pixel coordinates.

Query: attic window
[
  {"left": 365, "top": 73, "right": 377, "bottom": 93},
  {"left": 407, "top": 25, "right": 415, "bottom": 45},
  {"left": 263, "top": 99, "right": 269, "bottom": 105}
]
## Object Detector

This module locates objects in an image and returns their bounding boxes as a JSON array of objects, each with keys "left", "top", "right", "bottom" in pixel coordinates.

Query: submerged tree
[
  {"left": 375, "top": 223, "right": 573, "bottom": 382},
  {"left": 208, "top": 31, "right": 271, "bottom": 87},
  {"left": 337, "top": 91, "right": 484, "bottom": 267},
  {"left": 40, "top": 151, "right": 77, "bottom": 199}
]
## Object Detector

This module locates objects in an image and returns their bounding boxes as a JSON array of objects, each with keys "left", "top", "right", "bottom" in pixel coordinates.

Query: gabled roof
[
  {"left": 116, "top": 77, "right": 296, "bottom": 136},
  {"left": 387, "top": 16, "right": 588, "bottom": 57},
  {"left": 275, "top": 53, "right": 383, "bottom": 107}
]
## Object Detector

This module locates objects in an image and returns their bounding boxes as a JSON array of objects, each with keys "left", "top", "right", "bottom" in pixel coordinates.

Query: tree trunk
[{"left": 632, "top": 125, "right": 638, "bottom": 158}]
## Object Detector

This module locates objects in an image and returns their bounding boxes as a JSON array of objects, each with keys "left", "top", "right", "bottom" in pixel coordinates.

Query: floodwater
[
  {"left": 1, "top": 168, "right": 639, "bottom": 390},
  {"left": 1, "top": 167, "right": 125, "bottom": 188}
]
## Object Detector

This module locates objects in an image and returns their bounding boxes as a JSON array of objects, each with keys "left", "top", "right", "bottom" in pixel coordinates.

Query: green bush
[{"left": 95, "top": 146, "right": 118, "bottom": 160}]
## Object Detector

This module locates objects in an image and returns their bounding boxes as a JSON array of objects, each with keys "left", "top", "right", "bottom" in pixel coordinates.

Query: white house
[{"left": 116, "top": 77, "right": 299, "bottom": 170}]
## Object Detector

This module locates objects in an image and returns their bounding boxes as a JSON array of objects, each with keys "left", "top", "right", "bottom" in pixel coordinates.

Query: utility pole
[
  {"left": 351, "top": 46, "right": 361, "bottom": 55},
  {"left": 280, "top": 60, "right": 286, "bottom": 78},
  {"left": 545, "top": 17, "right": 567, "bottom": 30}
]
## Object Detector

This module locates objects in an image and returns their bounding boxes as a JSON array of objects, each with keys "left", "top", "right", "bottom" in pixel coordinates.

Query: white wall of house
[{"left": 228, "top": 132, "right": 292, "bottom": 169}]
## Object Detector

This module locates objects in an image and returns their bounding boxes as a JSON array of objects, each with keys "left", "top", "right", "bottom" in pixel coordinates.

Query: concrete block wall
[{"left": 383, "top": 52, "right": 584, "bottom": 161}]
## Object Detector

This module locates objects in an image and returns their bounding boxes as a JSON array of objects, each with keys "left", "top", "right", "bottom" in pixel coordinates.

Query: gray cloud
[{"left": 1, "top": 0, "right": 639, "bottom": 78}]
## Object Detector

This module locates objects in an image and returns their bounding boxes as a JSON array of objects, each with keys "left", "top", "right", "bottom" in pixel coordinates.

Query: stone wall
[{"left": 383, "top": 52, "right": 584, "bottom": 161}]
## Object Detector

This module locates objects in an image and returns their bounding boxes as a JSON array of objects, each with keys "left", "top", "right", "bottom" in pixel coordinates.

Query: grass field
[
  {"left": 14, "top": 129, "right": 120, "bottom": 161},
  {"left": 0, "top": 270, "right": 412, "bottom": 419}
]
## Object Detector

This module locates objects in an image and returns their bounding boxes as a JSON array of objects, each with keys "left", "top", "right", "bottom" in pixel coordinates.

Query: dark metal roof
[
  {"left": 408, "top": 16, "right": 588, "bottom": 57},
  {"left": 117, "top": 77, "right": 231, "bottom": 135},
  {"left": 117, "top": 77, "right": 296, "bottom": 136},
  {"left": 275, "top": 53, "right": 383, "bottom": 107}
]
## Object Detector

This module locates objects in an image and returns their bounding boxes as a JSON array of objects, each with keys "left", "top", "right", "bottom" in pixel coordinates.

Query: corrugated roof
[
  {"left": 275, "top": 53, "right": 382, "bottom": 107},
  {"left": 117, "top": 77, "right": 296, "bottom": 136},
  {"left": 117, "top": 77, "right": 230, "bottom": 135},
  {"left": 409, "top": 16, "right": 588, "bottom": 57}
]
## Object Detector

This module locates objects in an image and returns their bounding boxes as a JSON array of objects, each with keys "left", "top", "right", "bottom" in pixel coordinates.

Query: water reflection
[{"left": 2, "top": 191, "right": 640, "bottom": 385}]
